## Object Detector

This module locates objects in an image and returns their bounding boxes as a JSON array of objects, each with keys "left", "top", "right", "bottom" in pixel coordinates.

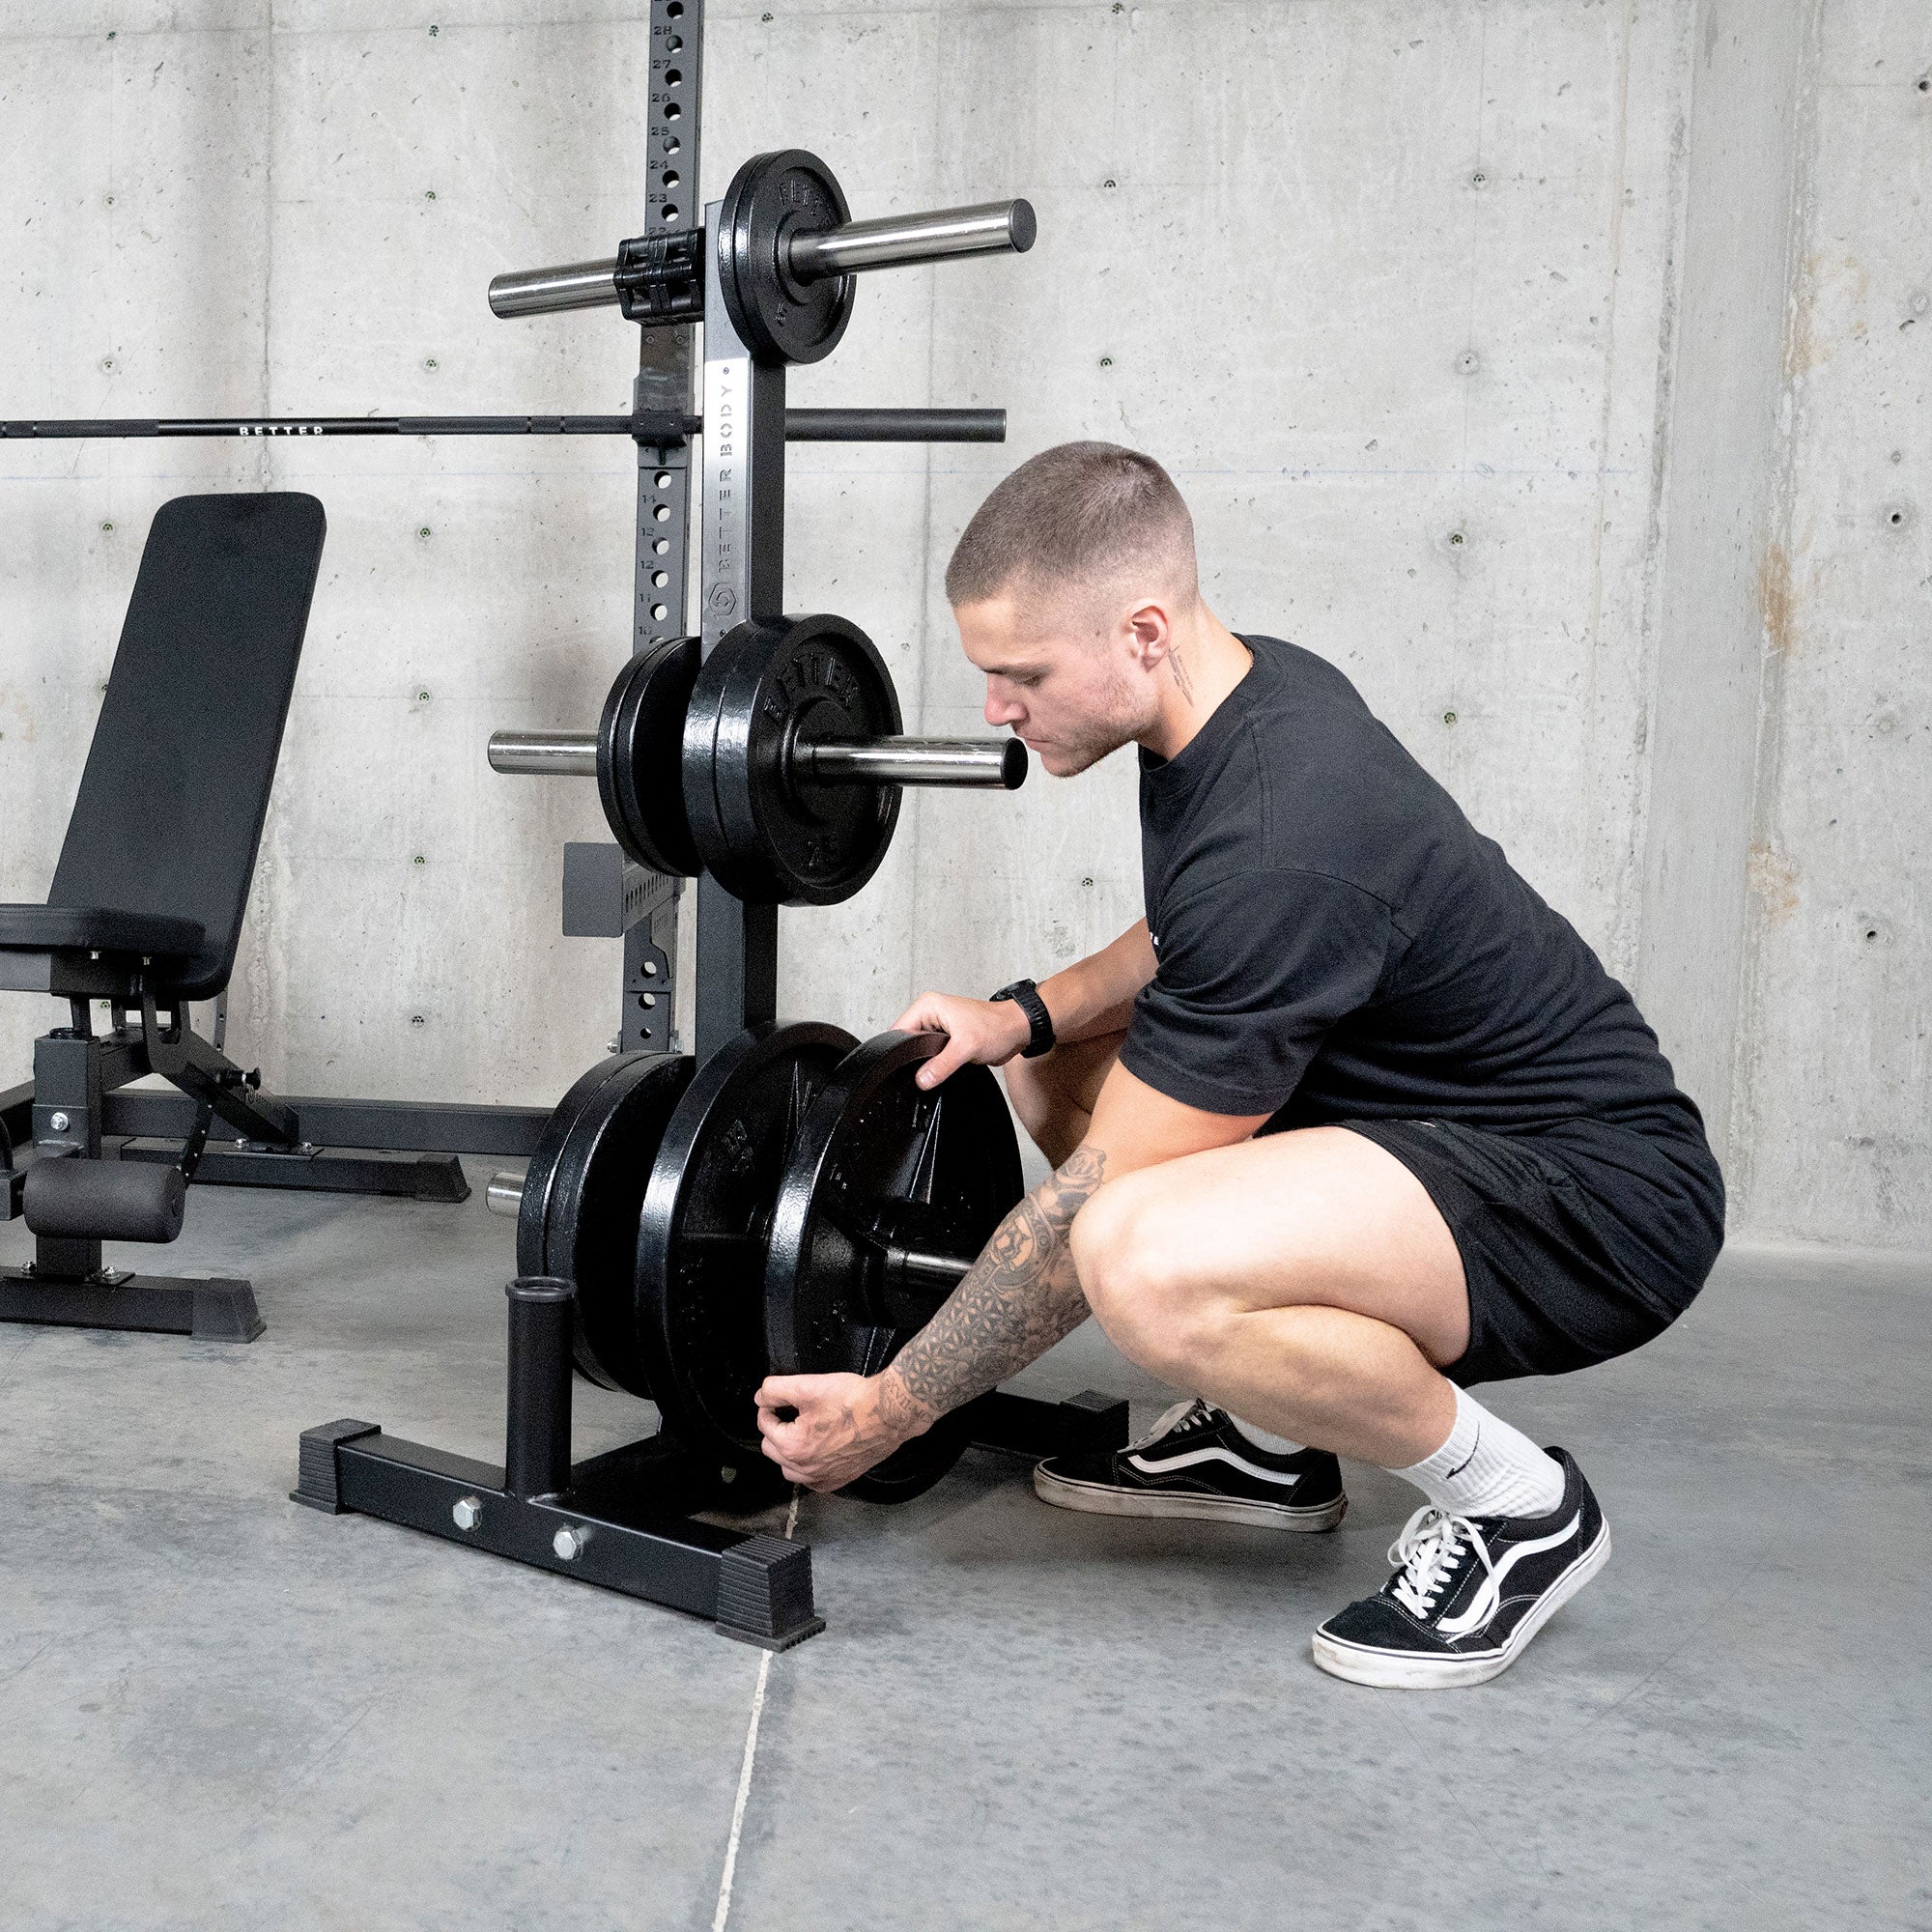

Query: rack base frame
[
  {"left": 0, "top": 1268, "right": 262, "bottom": 1342},
  {"left": 295, "top": 1388, "right": 1130, "bottom": 1649}
]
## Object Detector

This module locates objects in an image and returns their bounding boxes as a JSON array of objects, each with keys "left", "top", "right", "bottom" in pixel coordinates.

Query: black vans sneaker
[
  {"left": 1034, "top": 1397, "right": 1347, "bottom": 1531},
  {"left": 1311, "top": 1447, "right": 1608, "bottom": 1689}
]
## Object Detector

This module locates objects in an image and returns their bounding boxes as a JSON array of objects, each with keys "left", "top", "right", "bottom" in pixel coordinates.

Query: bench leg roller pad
[{"left": 24, "top": 1160, "right": 187, "bottom": 1243}]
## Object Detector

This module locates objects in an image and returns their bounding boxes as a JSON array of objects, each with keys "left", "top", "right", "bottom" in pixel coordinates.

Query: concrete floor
[{"left": 1, "top": 1176, "right": 1927, "bottom": 1932}]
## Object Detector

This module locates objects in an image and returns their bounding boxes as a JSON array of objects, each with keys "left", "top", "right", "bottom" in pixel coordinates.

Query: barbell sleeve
[
  {"left": 490, "top": 199, "right": 1036, "bottom": 320},
  {"left": 797, "top": 737, "right": 1027, "bottom": 790},
  {"left": 488, "top": 258, "right": 623, "bottom": 319},
  {"left": 785, "top": 200, "right": 1037, "bottom": 280},
  {"left": 486, "top": 1171, "right": 526, "bottom": 1218},
  {"left": 886, "top": 1246, "right": 976, "bottom": 1296},
  {"left": 488, "top": 730, "right": 598, "bottom": 777},
  {"left": 490, "top": 726, "right": 1024, "bottom": 791}
]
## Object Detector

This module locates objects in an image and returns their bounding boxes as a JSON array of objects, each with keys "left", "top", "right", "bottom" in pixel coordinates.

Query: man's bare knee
[{"left": 1071, "top": 1178, "right": 1227, "bottom": 1382}]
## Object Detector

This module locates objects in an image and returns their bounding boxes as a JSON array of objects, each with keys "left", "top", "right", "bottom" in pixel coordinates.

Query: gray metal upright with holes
[{"left": 616, "top": 0, "right": 703, "bottom": 1058}]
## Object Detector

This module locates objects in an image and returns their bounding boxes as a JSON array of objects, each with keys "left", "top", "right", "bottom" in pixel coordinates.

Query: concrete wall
[
  {"left": 1725, "top": 0, "right": 1930, "bottom": 1242},
  {"left": 0, "top": 3, "right": 1921, "bottom": 1245},
  {"left": 1635, "top": 0, "right": 1810, "bottom": 1172}
]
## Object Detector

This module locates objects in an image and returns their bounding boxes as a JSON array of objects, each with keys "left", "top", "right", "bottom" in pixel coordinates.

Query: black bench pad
[{"left": 0, "top": 906, "right": 205, "bottom": 959}]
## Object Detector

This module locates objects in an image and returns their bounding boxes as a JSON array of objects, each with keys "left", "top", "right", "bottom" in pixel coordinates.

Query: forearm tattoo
[{"left": 877, "top": 1144, "right": 1109, "bottom": 1431}]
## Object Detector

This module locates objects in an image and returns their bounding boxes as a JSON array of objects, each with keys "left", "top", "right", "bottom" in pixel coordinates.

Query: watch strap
[{"left": 989, "top": 979, "right": 1055, "bottom": 1059}]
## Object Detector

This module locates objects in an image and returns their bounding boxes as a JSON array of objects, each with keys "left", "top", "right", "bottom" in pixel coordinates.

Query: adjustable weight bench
[{"left": 0, "top": 494, "right": 464, "bottom": 1343}]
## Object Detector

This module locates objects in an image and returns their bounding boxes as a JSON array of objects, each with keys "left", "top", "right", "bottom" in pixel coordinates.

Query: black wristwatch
[{"left": 989, "top": 979, "right": 1056, "bottom": 1059}]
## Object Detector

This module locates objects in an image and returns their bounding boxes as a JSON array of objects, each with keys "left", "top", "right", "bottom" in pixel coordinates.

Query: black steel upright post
[
  {"left": 693, "top": 198, "right": 786, "bottom": 1064},
  {"left": 618, "top": 0, "right": 705, "bottom": 1057}
]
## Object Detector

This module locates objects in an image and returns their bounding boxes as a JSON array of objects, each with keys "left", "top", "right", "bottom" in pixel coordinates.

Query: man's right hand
[{"left": 890, "top": 991, "right": 1035, "bottom": 1089}]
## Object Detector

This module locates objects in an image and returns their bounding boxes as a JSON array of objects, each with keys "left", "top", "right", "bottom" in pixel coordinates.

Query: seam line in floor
[{"left": 712, "top": 1488, "right": 801, "bottom": 1931}]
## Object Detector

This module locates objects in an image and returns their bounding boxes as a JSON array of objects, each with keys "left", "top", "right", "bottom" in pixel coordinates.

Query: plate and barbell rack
[{"left": 288, "top": 0, "right": 1130, "bottom": 1643}]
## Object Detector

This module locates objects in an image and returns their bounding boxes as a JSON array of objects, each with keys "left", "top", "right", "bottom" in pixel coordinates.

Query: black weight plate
[
  {"left": 519, "top": 1052, "right": 693, "bottom": 1392},
  {"left": 765, "top": 1031, "right": 1025, "bottom": 1504},
  {"left": 683, "top": 613, "right": 903, "bottom": 906},
  {"left": 596, "top": 636, "right": 701, "bottom": 876},
  {"left": 515, "top": 1052, "right": 632, "bottom": 1289},
  {"left": 718, "top": 149, "right": 854, "bottom": 366},
  {"left": 636, "top": 1021, "right": 857, "bottom": 1466}
]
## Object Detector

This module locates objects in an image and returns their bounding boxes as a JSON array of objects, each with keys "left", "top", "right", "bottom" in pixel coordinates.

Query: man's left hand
[{"left": 755, "top": 1372, "right": 916, "bottom": 1492}]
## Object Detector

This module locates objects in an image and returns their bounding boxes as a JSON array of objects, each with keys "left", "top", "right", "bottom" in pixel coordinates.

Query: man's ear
[{"left": 1126, "top": 598, "right": 1173, "bottom": 668}]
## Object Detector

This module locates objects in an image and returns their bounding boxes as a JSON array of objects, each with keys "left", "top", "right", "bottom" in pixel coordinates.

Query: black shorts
[{"left": 1335, "top": 1117, "right": 1722, "bottom": 1386}]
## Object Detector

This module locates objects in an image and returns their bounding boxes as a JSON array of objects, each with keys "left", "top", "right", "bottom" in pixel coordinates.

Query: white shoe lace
[
  {"left": 1388, "top": 1505, "right": 1493, "bottom": 1620},
  {"left": 1127, "top": 1396, "right": 1220, "bottom": 1453}
]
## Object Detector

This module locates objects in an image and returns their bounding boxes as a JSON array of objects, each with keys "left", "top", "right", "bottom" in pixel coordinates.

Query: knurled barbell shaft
[
  {"left": 0, "top": 408, "right": 1005, "bottom": 443},
  {"left": 488, "top": 199, "right": 1036, "bottom": 320},
  {"left": 487, "top": 727, "right": 1024, "bottom": 789}
]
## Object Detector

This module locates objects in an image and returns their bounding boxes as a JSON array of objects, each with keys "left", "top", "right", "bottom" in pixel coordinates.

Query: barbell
[
  {"left": 491, "top": 149, "right": 1036, "bottom": 366},
  {"left": 495, "top": 1026, "right": 1017, "bottom": 1504},
  {"left": 490, "top": 613, "right": 1027, "bottom": 904}
]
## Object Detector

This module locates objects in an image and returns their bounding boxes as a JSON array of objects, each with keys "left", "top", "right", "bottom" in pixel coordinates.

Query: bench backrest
[{"left": 49, "top": 493, "right": 327, "bottom": 1001}]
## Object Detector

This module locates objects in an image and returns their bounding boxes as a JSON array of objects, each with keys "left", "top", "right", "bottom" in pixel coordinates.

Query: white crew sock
[
  {"left": 1395, "top": 1385, "right": 1565, "bottom": 1520},
  {"left": 1228, "top": 1413, "right": 1304, "bottom": 1458}
]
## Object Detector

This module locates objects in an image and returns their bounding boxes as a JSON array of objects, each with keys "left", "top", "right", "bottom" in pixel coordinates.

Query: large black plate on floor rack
[
  {"left": 516, "top": 1051, "right": 693, "bottom": 1390},
  {"left": 636, "top": 1021, "right": 857, "bottom": 1467},
  {"left": 765, "top": 1031, "right": 1023, "bottom": 1503}
]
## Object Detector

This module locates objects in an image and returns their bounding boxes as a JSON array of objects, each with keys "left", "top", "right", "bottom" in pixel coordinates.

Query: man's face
[{"left": 954, "top": 591, "right": 1163, "bottom": 778}]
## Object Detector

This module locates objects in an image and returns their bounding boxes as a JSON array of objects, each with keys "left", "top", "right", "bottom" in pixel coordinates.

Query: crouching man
[{"left": 755, "top": 442, "right": 1723, "bottom": 1690}]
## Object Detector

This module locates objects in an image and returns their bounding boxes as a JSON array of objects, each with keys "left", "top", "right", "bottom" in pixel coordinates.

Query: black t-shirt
[{"left": 1122, "top": 635, "right": 1723, "bottom": 1294}]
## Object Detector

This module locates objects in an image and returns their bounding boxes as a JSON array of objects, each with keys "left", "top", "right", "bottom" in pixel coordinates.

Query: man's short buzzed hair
[{"left": 945, "top": 440, "right": 1198, "bottom": 614}]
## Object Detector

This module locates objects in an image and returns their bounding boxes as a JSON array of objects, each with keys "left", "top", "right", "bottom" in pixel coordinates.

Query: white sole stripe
[{"left": 1034, "top": 1463, "right": 1346, "bottom": 1532}]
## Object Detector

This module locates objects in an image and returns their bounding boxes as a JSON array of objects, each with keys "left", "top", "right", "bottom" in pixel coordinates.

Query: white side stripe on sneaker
[
  {"left": 1435, "top": 1513, "right": 1581, "bottom": 1638},
  {"left": 1127, "top": 1445, "right": 1304, "bottom": 1490}
]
